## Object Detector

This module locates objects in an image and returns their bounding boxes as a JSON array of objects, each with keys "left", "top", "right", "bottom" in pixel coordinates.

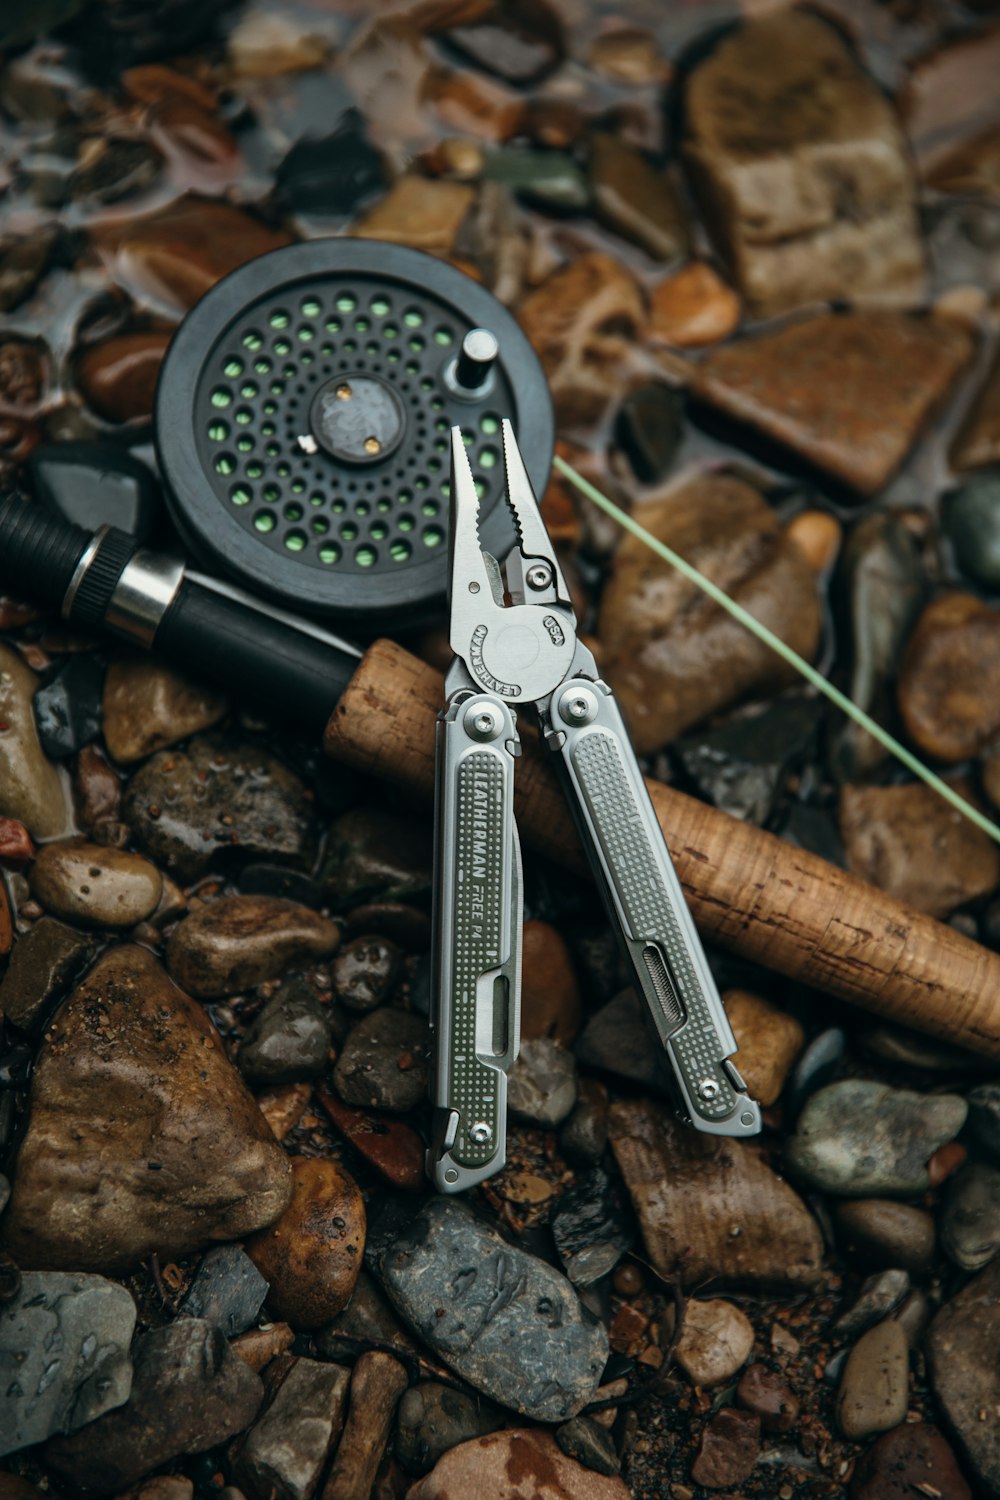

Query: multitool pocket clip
[{"left": 428, "top": 420, "right": 761, "bottom": 1192}]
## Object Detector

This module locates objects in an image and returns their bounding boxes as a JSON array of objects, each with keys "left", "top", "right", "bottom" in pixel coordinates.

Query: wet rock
[
  {"left": 558, "top": 1078, "right": 609, "bottom": 1167},
  {"left": 165, "top": 895, "right": 339, "bottom": 999},
  {"left": 648, "top": 260, "right": 739, "bottom": 349},
  {"left": 377, "top": 1197, "right": 607, "bottom": 1421},
  {"left": 320, "top": 1350, "right": 408, "bottom": 1500},
  {"left": 723, "top": 991, "right": 804, "bottom": 1109},
  {"left": 940, "top": 1163, "right": 1000, "bottom": 1270},
  {"left": 669, "top": 1297, "right": 754, "bottom": 1389},
  {"left": 833, "top": 1270, "right": 910, "bottom": 1342},
  {"left": 239, "top": 977, "right": 333, "bottom": 1085},
  {"left": 0, "top": 643, "right": 69, "bottom": 839},
  {"left": 178, "top": 1246, "right": 268, "bottom": 1338},
  {"left": 590, "top": 133, "right": 688, "bottom": 263},
  {"left": 0, "top": 228, "right": 57, "bottom": 312},
  {"left": 317, "top": 1088, "right": 425, "bottom": 1191},
  {"left": 355, "top": 175, "right": 474, "bottom": 256},
  {"left": 691, "top": 1406, "right": 760, "bottom": 1489},
  {"left": 276, "top": 110, "right": 386, "bottom": 217},
  {"left": 406, "top": 1427, "right": 629, "bottom": 1500},
  {"left": 443, "top": 0, "right": 564, "bottom": 86},
  {"left": 839, "top": 781, "right": 1000, "bottom": 917},
  {"left": 927, "top": 1258, "right": 1000, "bottom": 1493},
  {"left": 124, "top": 735, "right": 316, "bottom": 883},
  {"left": 77, "top": 332, "right": 173, "bottom": 426},
  {"left": 598, "top": 473, "right": 822, "bottom": 753},
  {"left": 0, "top": 915, "right": 90, "bottom": 1031},
  {"left": 786, "top": 1027, "right": 847, "bottom": 1120},
  {"left": 255, "top": 1081, "right": 311, "bottom": 1142},
  {"left": 951, "top": 347, "right": 1000, "bottom": 472},
  {"left": 944, "top": 477, "right": 1000, "bottom": 588},
  {"left": 683, "top": 11, "right": 923, "bottom": 318},
  {"left": 786, "top": 1080, "right": 967, "bottom": 1197},
  {"left": 74, "top": 744, "right": 122, "bottom": 834},
  {"left": 0, "top": 816, "right": 33, "bottom": 868},
  {"left": 29, "top": 840, "right": 162, "bottom": 929},
  {"left": 43, "top": 1318, "right": 263, "bottom": 1494},
  {"left": 233, "top": 1356, "right": 350, "bottom": 1500},
  {"left": 555, "top": 1416, "right": 619, "bottom": 1478},
  {"left": 787, "top": 509, "right": 843, "bottom": 575},
  {"left": 518, "top": 920, "right": 581, "bottom": 1044},
  {"left": 674, "top": 697, "right": 821, "bottom": 827},
  {"left": 836, "top": 1319, "right": 909, "bottom": 1440},
  {"left": 691, "top": 313, "right": 971, "bottom": 497},
  {"left": 736, "top": 1363, "right": 799, "bottom": 1433},
  {"left": 551, "top": 1167, "right": 632, "bottom": 1286},
  {"left": 2, "top": 945, "right": 292, "bottom": 1272},
  {"left": 396, "top": 1381, "right": 504, "bottom": 1476},
  {"left": 613, "top": 383, "right": 683, "bottom": 485},
  {"left": 314, "top": 1269, "right": 416, "bottom": 1365},
  {"left": 32, "top": 655, "right": 104, "bottom": 761},
  {"left": 323, "top": 807, "right": 432, "bottom": 908},
  {"left": 245, "top": 1156, "right": 364, "bottom": 1331},
  {"left": 332, "top": 934, "right": 403, "bottom": 1014},
  {"left": 238, "top": 864, "right": 323, "bottom": 908},
  {"left": 508, "top": 1036, "right": 577, "bottom": 1126},
  {"left": 102, "top": 658, "right": 228, "bottom": 765},
  {"left": 0, "top": 1271, "right": 135, "bottom": 1458},
  {"left": 967, "top": 1082, "right": 1000, "bottom": 1161},
  {"left": 850, "top": 1422, "right": 971, "bottom": 1500},
  {"left": 899, "top": 593, "right": 1000, "bottom": 763},
  {"left": 518, "top": 252, "right": 644, "bottom": 429},
  {"left": 609, "top": 1098, "right": 823, "bottom": 1290},
  {"left": 484, "top": 148, "right": 588, "bottom": 211},
  {"left": 333, "top": 1007, "right": 429, "bottom": 1113},
  {"left": 834, "top": 1200, "right": 936, "bottom": 1275}
]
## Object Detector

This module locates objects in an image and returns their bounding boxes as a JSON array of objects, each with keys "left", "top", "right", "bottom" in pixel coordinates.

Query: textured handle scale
[{"left": 551, "top": 678, "right": 760, "bottom": 1136}]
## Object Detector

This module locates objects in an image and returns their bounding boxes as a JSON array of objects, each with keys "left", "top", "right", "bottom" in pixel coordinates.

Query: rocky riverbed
[{"left": 2, "top": 1, "right": 1000, "bottom": 1497}]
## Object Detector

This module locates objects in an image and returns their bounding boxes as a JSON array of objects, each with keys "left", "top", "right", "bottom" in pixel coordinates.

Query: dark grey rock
[
  {"left": 508, "top": 1037, "right": 577, "bottom": 1127},
  {"left": 178, "top": 1245, "right": 269, "bottom": 1337},
  {"left": 123, "top": 735, "right": 317, "bottom": 882},
  {"left": 332, "top": 935, "right": 403, "bottom": 1013},
  {"left": 775, "top": 803, "right": 846, "bottom": 867},
  {"left": 614, "top": 383, "right": 684, "bottom": 484},
  {"left": 944, "top": 476, "right": 1000, "bottom": 589},
  {"left": 0, "top": 1173, "right": 8, "bottom": 1214},
  {"left": 860, "top": 1024, "right": 988, "bottom": 1073},
  {"left": 673, "top": 697, "right": 823, "bottom": 826},
  {"left": 376, "top": 1198, "right": 608, "bottom": 1422},
  {"left": 27, "top": 440, "right": 161, "bottom": 540},
  {"left": 0, "top": 1271, "right": 136, "bottom": 1458},
  {"left": 927, "top": 1258, "right": 1000, "bottom": 1494},
  {"left": 233, "top": 1356, "right": 350, "bottom": 1500},
  {"left": 276, "top": 109, "right": 386, "bottom": 217},
  {"left": 322, "top": 808, "right": 432, "bottom": 909},
  {"left": 1, "top": 919, "right": 86, "bottom": 1035},
  {"left": 239, "top": 980, "right": 333, "bottom": 1086},
  {"left": 831, "top": 1268, "right": 910, "bottom": 1342},
  {"left": 43, "top": 1318, "right": 264, "bottom": 1493},
  {"left": 33, "top": 655, "right": 105, "bottom": 760},
  {"left": 558, "top": 1079, "right": 609, "bottom": 1167},
  {"left": 237, "top": 863, "right": 324, "bottom": 908},
  {"left": 786, "top": 1080, "right": 967, "bottom": 1196},
  {"left": 314, "top": 1270, "right": 415, "bottom": 1364},
  {"left": 834, "top": 1199, "right": 936, "bottom": 1275},
  {"left": 556, "top": 1415, "right": 620, "bottom": 1477},
  {"left": 575, "top": 988, "right": 665, "bottom": 1094},
  {"left": 551, "top": 1168, "right": 632, "bottom": 1286},
  {"left": 941, "top": 1163, "right": 1000, "bottom": 1271},
  {"left": 785, "top": 1027, "right": 846, "bottom": 1119},
  {"left": 332, "top": 1008, "right": 429, "bottom": 1113},
  {"left": 967, "top": 1082, "right": 1000, "bottom": 1162},
  {"left": 395, "top": 1380, "right": 504, "bottom": 1476}
]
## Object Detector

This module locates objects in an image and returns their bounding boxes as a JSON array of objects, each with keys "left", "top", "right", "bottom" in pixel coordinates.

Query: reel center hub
[{"left": 308, "top": 373, "right": 405, "bottom": 465}]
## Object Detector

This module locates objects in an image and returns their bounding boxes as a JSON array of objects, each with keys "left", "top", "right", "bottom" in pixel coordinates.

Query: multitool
[{"left": 428, "top": 420, "right": 761, "bottom": 1192}]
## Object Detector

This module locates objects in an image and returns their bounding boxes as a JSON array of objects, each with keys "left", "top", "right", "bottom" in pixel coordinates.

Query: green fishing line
[{"left": 554, "top": 455, "right": 1000, "bottom": 847}]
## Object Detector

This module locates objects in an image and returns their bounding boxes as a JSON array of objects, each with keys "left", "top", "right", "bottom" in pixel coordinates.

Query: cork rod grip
[{"left": 324, "top": 639, "right": 1000, "bottom": 1060}]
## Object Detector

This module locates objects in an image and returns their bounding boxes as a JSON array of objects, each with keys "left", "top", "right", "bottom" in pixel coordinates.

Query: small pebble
[
  {"left": 836, "top": 1319, "right": 909, "bottom": 1440},
  {"left": 508, "top": 1036, "right": 578, "bottom": 1126},
  {"left": 333, "top": 1007, "right": 429, "bottom": 1112},
  {"left": 29, "top": 840, "right": 162, "bottom": 928}
]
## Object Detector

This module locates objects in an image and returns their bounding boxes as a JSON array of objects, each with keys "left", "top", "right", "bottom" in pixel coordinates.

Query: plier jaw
[{"left": 428, "top": 419, "right": 761, "bottom": 1193}]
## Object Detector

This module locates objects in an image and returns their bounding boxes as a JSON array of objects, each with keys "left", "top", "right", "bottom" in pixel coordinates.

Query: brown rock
[
  {"left": 103, "top": 658, "right": 228, "bottom": 764},
  {"left": 426, "top": 70, "right": 524, "bottom": 144},
  {"left": 317, "top": 1088, "right": 425, "bottom": 1191},
  {"left": 165, "top": 895, "right": 340, "bottom": 998},
  {"left": 691, "top": 312, "right": 971, "bottom": 496},
  {"left": 736, "top": 1364, "right": 799, "bottom": 1433},
  {"left": 669, "top": 1298, "right": 754, "bottom": 1388},
  {"left": 927, "top": 1261, "right": 1000, "bottom": 1494},
  {"left": 520, "top": 919, "right": 581, "bottom": 1044},
  {"left": 598, "top": 473, "right": 822, "bottom": 753},
  {"left": 951, "top": 347, "right": 1000, "bottom": 473},
  {"left": 0, "top": 643, "right": 69, "bottom": 839},
  {"left": 608, "top": 1098, "right": 823, "bottom": 1290},
  {"left": 245, "top": 1156, "right": 365, "bottom": 1330},
  {"left": 836, "top": 1320, "right": 909, "bottom": 1440},
  {"left": 234, "top": 1355, "right": 350, "bottom": 1500},
  {"left": 902, "top": 25, "right": 1000, "bottom": 172},
  {"left": 927, "top": 125, "right": 1000, "bottom": 201},
  {"left": 256, "top": 1081, "right": 313, "bottom": 1141},
  {"left": 230, "top": 1321, "right": 295, "bottom": 1373},
  {"left": 405, "top": 1428, "right": 631, "bottom": 1499},
  {"left": 587, "top": 27, "right": 669, "bottom": 87},
  {"left": 355, "top": 176, "right": 474, "bottom": 256},
  {"left": 0, "top": 816, "right": 34, "bottom": 867},
  {"left": 0, "top": 916, "right": 91, "bottom": 1031},
  {"left": 722, "top": 991, "right": 804, "bottom": 1108},
  {"left": 834, "top": 1199, "right": 937, "bottom": 1275},
  {"left": 683, "top": 11, "right": 924, "bottom": 318},
  {"left": 343, "top": 19, "right": 433, "bottom": 148},
  {"left": 29, "top": 840, "right": 162, "bottom": 928},
  {"left": 648, "top": 262, "right": 740, "bottom": 349},
  {"left": 690, "top": 1407, "right": 760, "bottom": 1489},
  {"left": 899, "top": 593, "right": 1000, "bottom": 761},
  {"left": 77, "top": 333, "right": 173, "bottom": 425},
  {"left": 321, "top": 1351, "right": 408, "bottom": 1500},
  {"left": 785, "top": 510, "right": 842, "bottom": 576},
  {"left": 518, "top": 252, "right": 644, "bottom": 428},
  {"left": 73, "top": 745, "right": 121, "bottom": 832},
  {"left": 839, "top": 782, "right": 1000, "bottom": 917},
  {"left": 2, "top": 945, "right": 292, "bottom": 1272},
  {"left": 850, "top": 1422, "right": 971, "bottom": 1500},
  {"left": 590, "top": 134, "right": 688, "bottom": 262}
]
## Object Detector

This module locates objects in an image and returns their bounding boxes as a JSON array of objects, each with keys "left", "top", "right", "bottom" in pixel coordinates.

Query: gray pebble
[
  {"left": 233, "top": 1356, "right": 349, "bottom": 1500},
  {"left": 555, "top": 1415, "right": 620, "bottom": 1477},
  {"left": 558, "top": 1079, "right": 609, "bottom": 1167},
  {"left": 239, "top": 979, "right": 333, "bottom": 1086},
  {"left": 395, "top": 1381, "right": 503, "bottom": 1476},
  {"left": 967, "top": 1082, "right": 1000, "bottom": 1162},
  {"left": 0, "top": 916, "right": 91, "bottom": 1032},
  {"left": 832, "top": 1269, "right": 910, "bottom": 1342},
  {"left": 333, "top": 1008, "right": 429, "bottom": 1112},
  {"left": 551, "top": 1167, "right": 632, "bottom": 1286},
  {"left": 941, "top": 1163, "right": 1000, "bottom": 1271},
  {"left": 785, "top": 1027, "right": 846, "bottom": 1120},
  {"left": 178, "top": 1245, "right": 269, "bottom": 1338},
  {"left": 508, "top": 1037, "right": 578, "bottom": 1127}
]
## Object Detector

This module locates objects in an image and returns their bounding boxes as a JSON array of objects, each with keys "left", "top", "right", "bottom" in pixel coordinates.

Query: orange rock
[
  {"left": 928, "top": 1140, "right": 968, "bottom": 1187},
  {"left": 426, "top": 69, "right": 524, "bottom": 143},
  {"left": 785, "top": 510, "right": 842, "bottom": 574},
  {"left": 355, "top": 175, "right": 474, "bottom": 256},
  {"left": 898, "top": 593, "right": 1000, "bottom": 761},
  {"left": 121, "top": 64, "right": 217, "bottom": 112},
  {"left": 520, "top": 919, "right": 581, "bottom": 1044},
  {"left": 649, "top": 262, "right": 740, "bottom": 348}
]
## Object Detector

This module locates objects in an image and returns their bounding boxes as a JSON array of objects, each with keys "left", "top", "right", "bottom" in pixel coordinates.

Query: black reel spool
[{"left": 156, "top": 240, "right": 554, "bottom": 627}]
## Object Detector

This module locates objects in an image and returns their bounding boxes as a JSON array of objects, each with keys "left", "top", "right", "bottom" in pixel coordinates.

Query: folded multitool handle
[
  {"left": 428, "top": 685, "right": 523, "bottom": 1192},
  {"left": 545, "top": 674, "right": 762, "bottom": 1136}
]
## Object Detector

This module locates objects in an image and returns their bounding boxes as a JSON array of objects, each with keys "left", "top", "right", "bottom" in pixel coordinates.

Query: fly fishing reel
[{"left": 155, "top": 240, "right": 554, "bottom": 625}]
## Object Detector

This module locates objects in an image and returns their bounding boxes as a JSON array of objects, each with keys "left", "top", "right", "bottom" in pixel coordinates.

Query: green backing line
[{"left": 554, "top": 455, "right": 1000, "bottom": 847}]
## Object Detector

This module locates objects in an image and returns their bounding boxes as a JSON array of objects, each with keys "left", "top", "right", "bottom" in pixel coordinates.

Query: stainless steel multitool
[{"left": 428, "top": 420, "right": 761, "bottom": 1192}]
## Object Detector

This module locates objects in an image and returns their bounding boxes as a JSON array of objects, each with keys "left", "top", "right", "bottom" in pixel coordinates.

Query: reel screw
[
  {"left": 336, "top": 383, "right": 353, "bottom": 401},
  {"left": 526, "top": 563, "right": 551, "bottom": 590},
  {"left": 469, "top": 1121, "right": 492, "bottom": 1145}
]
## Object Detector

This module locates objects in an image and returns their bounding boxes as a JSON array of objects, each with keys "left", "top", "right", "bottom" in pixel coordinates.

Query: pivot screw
[
  {"left": 469, "top": 1121, "right": 491, "bottom": 1145},
  {"left": 557, "top": 685, "right": 598, "bottom": 727},
  {"left": 465, "top": 703, "right": 502, "bottom": 742},
  {"left": 526, "top": 563, "right": 551, "bottom": 590},
  {"left": 698, "top": 1079, "right": 720, "bottom": 1102}
]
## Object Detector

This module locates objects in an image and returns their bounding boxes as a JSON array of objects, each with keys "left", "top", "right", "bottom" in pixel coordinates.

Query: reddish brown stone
[
  {"left": 690, "top": 1407, "right": 760, "bottom": 1489},
  {"left": 898, "top": 593, "right": 1000, "bottom": 761},
  {"left": 73, "top": 745, "right": 121, "bottom": 833},
  {"left": 317, "top": 1088, "right": 425, "bottom": 1191},
  {"left": 951, "top": 347, "right": 1000, "bottom": 472},
  {"left": 520, "top": 920, "right": 581, "bottom": 1044},
  {"left": 851, "top": 1421, "right": 971, "bottom": 1500},
  {"left": 736, "top": 1364, "right": 799, "bottom": 1433},
  {"left": 649, "top": 262, "right": 740, "bottom": 348},
  {"left": 0, "top": 817, "right": 34, "bottom": 868},
  {"left": 77, "top": 333, "right": 173, "bottom": 425},
  {"left": 355, "top": 176, "right": 474, "bottom": 256}
]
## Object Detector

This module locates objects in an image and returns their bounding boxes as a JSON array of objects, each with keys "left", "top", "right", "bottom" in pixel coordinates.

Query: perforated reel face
[{"left": 156, "top": 242, "right": 554, "bottom": 624}]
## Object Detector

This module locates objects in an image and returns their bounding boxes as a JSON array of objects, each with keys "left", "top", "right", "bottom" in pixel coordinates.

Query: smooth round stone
[
  {"left": 722, "top": 990, "right": 805, "bottom": 1107},
  {"left": 832, "top": 1269, "right": 910, "bottom": 1342},
  {"left": 736, "top": 1363, "right": 800, "bottom": 1433},
  {"left": 944, "top": 476, "right": 1000, "bottom": 588},
  {"left": 669, "top": 1297, "right": 754, "bottom": 1388},
  {"left": 165, "top": 895, "right": 340, "bottom": 999},
  {"left": 74, "top": 744, "right": 121, "bottom": 834},
  {"left": 940, "top": 1163, "right": 1000, "bottom": 1270},
  {"left": 395, "top": 1382, "right": 504, "bottom": 1477},
  {"left": 898, "top": 592, "right": 1000, "bottom": 762},
  {"left": 834, "top": 1199, "right": 936, "bottom": 1274},
  {"left": 238, "top": 979, "right": 333, "bottom": 1086},
  {"left": 836, "top": 1319, "right": 909, "bottom": 1440},
  {"left": 850, "top": 1422, "right": 971, "bottom": 1500},
  {"left": 0, "top": 643, "right": 69, "bottom": 839},
  {"left": 102, "top": 658, "right": 228, "bottom": 764},
  {"left": 245, "top": 1156, "right": 365, "bottom": 1331},
  {"left": 785, "top": 509, "right": 842, "bottom": 575},
  {"left": 331, "top": 934, "right": 403, "bottom": 1013},
  {"left": 520, "top": 920, "right": 581, "bottom": 1044},
  {"left": 786, "top": 1027, "right": 846, "bottom": 1118},
  {"left": 508, "top": 1037, "right": 577, "bottom": 1126},
  {"left": 77, "top": 332, "right": 173, "bottom": 425},
  {"left": 332, "top": 1007, "right": 429, "bottom": 1112},
  {"left": 29, "top": 840, "right": 162, "bottom": 928},
  {"left": 649, "top": 261, "right": 740, "bottom": 348},
  {"left": 405, "top": 1429, "right": 629, "bottom": 1500}
]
